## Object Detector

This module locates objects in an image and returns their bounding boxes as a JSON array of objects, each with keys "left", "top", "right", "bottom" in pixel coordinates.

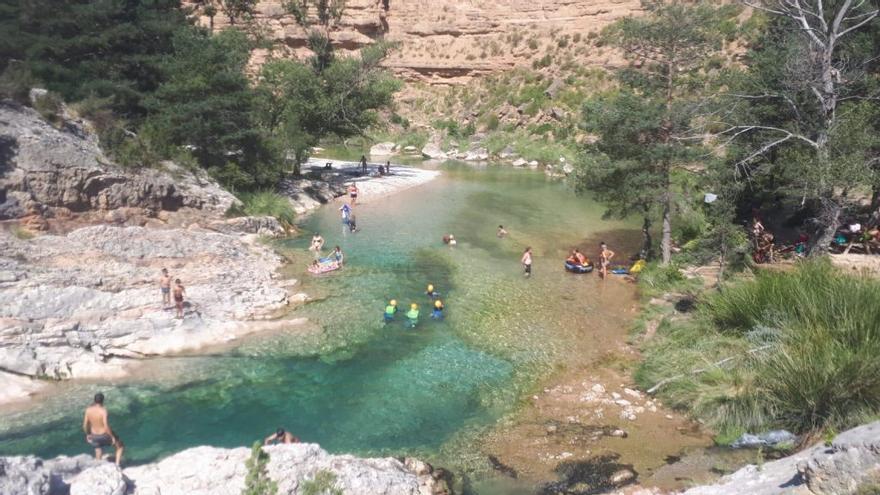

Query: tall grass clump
[
  {"left": 639, "top": 259, "right": 880, "bottom": 438},
  {"left": 236, "top": 191, "right": 296, "bottom": 229}
]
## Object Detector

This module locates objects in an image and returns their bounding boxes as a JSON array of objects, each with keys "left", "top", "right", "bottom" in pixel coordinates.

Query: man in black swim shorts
[{"left": 83, "top": 392, "right": 125, "bottom": 465}]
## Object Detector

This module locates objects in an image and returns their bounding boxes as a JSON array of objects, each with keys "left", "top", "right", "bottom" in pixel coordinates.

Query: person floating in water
[
  {"left": 431, "top": 299, "right": 444, "bottom": 320},
  {"left": 425, "top": 284, "right": 439, "bottom": 300},
  {"left": 599, "top": 241, "right": 615, "bottom": 279},
  {"left": 159, "top": 268, "right": 172, "bottom": 308},
  {"left": 497, "top": 225, "right": 508, "bottom": 238},
  {"left": 384, "top": 299, "right": 398, "bottom": 322},
  {"left": 348, "top": 213, "right": 358, "bottom": 232},
  {"left": 83, "top": 392, "right": 124, "bottom": 466},
  {"left": 574, "top": 248, "right": 589, "bottom": 266},
  {"left": 264, "top": 428, "right": 300, "bottom": 445},
  {"left": 172, "top": 278, "right": 186, "bottom": 319},
  {"left": 521, "top": 247, "right": 533, "bottom": 278},
  {"left": 442, "top": 234, "right": 457, "bottom": 246},
  {"left": 310, "top": 232, "right": 325, "bottom": 257},
  {"left": 406, "top": 303, "right": 419, "bottom": 328},
  {"left": 333, "top": 246, "right": 344, "bottom": 266}
]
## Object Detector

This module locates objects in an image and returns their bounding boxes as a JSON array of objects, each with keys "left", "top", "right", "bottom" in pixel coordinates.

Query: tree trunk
[
  {"left": 809, "top": 198, "right": 842, "bottom": 256},
  {"left": 661, "top": 194, "right": 672, "bottom": 265},
  {"left": 641, "top": 216, "right": 653, "bottom": 261}
]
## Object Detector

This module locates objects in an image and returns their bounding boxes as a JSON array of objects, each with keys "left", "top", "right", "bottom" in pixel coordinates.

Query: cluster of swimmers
[{"left": 384, "top": 284, "right": 445, "bottom": 328}]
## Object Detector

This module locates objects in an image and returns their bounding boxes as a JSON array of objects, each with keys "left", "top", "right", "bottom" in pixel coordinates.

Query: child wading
[{"left": 521, "top": 247, "right": 533, "bottom": 278}]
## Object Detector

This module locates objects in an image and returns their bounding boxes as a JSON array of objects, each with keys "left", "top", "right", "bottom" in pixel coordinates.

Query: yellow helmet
[
  {"left": 427, "top": 284, "right": 434, "bottom": 292},
  {"left": 411, "top": 303, "right": 418, "bottom": 310},
  {"left": 434, "top": 300, "right": 442, "bottom": 308},
  {"left": 390, "top": 300, "right": 397, "bottom": 306}
]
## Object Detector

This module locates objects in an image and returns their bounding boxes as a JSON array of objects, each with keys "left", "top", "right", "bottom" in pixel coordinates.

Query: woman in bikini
[{"left": 599, "top": 242, "right": 615, "bottom": 279}]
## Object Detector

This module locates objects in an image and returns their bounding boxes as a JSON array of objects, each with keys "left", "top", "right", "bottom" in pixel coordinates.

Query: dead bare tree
[{"left": 714, "top": 1, "right": 879, "bottom": 253}]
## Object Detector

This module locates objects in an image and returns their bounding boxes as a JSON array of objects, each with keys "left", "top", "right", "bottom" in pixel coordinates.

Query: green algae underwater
[{"left": 0, "top": 164, "right": 639, "bottom": 477}]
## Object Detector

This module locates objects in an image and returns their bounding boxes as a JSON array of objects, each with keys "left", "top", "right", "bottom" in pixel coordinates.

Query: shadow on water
[{"left": 539, "top": 454, "right": 638, "bottom": 495}]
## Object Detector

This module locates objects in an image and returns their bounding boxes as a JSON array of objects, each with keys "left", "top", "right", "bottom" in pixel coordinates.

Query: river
[{"left": 0, "top": 163, "right": 735, "bottom": 491}]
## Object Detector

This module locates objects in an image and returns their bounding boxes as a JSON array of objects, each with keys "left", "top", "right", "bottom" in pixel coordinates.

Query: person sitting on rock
[
  {"left": 264, "top": 428, "right": 299, "bottom": 445},
  {"left": 83, "top": 392, "right": 124, "bottom": 466},
  {"left": 173, "top": 279, "right": 186, "bottom": 319}
]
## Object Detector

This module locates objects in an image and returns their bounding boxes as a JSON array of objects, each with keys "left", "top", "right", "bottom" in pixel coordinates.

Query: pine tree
[{"left": 242, "top": 441, "right": 278, "bottom": 495}]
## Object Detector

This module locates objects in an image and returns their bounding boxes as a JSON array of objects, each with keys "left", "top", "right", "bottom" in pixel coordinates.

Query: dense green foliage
[
  {"left": 235, "top": 191, "right": 297, "bottom": 228},
  {"left": 571, "top": 1, "right": 741, "bottom": 263},
  {"left": 242, "top": 442, "right": 278, "bottom": 495},
  {"left": 638, "top": 261, "right": 880, "bottom": 438},
  {"left": 0, "top": 0, "right": 399, "bottom": 190}
]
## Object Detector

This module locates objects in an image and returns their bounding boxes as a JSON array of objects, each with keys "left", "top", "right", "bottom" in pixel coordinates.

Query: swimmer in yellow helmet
[
  {"left": 431, "top": 299, "right": 444, "bottom": 320},
  {"left": 384, "top": 299, "right": 398, "bottom": 323},
  {"left": 425, "top": 284, "right": 440, "bottom": 300},
  {"left": 406, "top": 303, "right": 420, "bottom": 328}
]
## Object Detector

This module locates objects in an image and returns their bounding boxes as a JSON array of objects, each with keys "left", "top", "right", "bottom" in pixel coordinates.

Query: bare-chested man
[
  {"left": 172, "top": 278, "right": 186, "bottom": 319},
  {"left": 264, "top": 427, "right": 300, "bottom": 445},
  {"left": 599, "top": 242, "right": 615, "bottom": 279},
  {"left": 83, "top": 393, "right": 124, "bottom": 466},
  {"left": 159, "top": 268, "right": 172, "bottom": 308}
]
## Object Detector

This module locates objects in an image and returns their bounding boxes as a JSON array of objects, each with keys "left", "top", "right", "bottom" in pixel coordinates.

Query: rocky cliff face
[
  {"left": 0, "top": 101, "right": 238, "bottom": 230},
  {"left": 186, "top": 0, "right": 642, "bottom": 84},
  {"left": 0, "top": 443, "right": 450, "bottom": 495}
]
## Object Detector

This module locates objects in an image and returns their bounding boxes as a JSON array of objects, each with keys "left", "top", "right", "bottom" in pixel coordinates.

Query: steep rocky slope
[{"left": 186, "top": 0, "right": 642, "bottom": 84}]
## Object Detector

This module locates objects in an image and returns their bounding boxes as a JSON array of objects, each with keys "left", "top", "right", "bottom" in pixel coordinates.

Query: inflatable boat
[
  {"left": 308, "top": 258, "right": 340, "bottom": 275},
  {"left": 564, "top": 261, "right": 594, "bottom": 273}
]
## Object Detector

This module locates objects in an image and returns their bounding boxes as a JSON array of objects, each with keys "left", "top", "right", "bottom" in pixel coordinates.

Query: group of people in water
[{"left": 384, "top": 284, "right": 445, "bottom": 328}]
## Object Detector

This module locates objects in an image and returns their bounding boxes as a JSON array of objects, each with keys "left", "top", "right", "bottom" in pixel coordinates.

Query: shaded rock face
[
  {"left": 683, "top": 420, "right": 880, "bottom": 495},
  {"left": 0, "top": 102, "right": 237, "bottom": 222},
  {"left": 184, "top": 0, "right": 642, "bottom": 84},
  {"left": 0, "top": 444, "right": 449, "bottom": 495}
]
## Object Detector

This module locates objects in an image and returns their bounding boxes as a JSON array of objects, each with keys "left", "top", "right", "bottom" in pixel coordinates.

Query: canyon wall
[{"left": 186, "top": 0, "right": 642, "bottom": 84}]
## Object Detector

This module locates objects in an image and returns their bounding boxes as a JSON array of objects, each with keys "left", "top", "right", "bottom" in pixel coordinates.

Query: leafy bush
[
  {"left": 33, "top": 91, "right": 63, "bottom": 126},
  {"left": 301, "top": 470, "right": 343, "bottom": 495},
  {"left": 0, "top": 62, "right": 34, "bottom": 104},
  {"left": 236, "top": 191, "right": 296, "bottom": 228},
  {"left": 242, "top": 442, "right": 278, "bottom": 495},
  {"left": 11, "top": 226, "right": 35, "bottom": 240}
]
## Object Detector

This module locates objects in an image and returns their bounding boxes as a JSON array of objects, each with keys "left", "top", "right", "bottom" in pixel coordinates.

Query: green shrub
[
  {"left": 11, "top": 226, "right": 35, "bottom": 240},
  {"left": 242, "top": 442, "right": 278, "bottom": 495},
  {"left": 484, "top": 114, "right": 500, "bottom": 131},
  {"left": 0, "top": 62, "right": 35, "bottom": 104},
  {"left": 640, "top": 260, "right": 880, "bottom": 437},
  {"left": 236, "top": 191, "right": 296, "bottom": 228},
  {"left": 532, "top": 54, "right": 553, "bottom": 69},
  {"left": 301, "top": 470, "right": 343, "bottom": 495},
  {"left": 527, "top": 38, "right": 539, "bottom": 50},
  {"left": 33, "top": 91, "right": 64, "bottom": 126}
]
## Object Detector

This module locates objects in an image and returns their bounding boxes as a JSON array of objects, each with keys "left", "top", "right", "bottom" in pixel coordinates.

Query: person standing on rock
[
  {"left": 360, "top": 155, "right": 368, "bottom": 175},
  {"left": 159, "top": 268, "right": 172, "bottom": 308},
  {"left": 173, "top": 279, "right": 186, "bottom": 319},
  {"left": 385, "top": 160, "right": 391, "bottom": 175},
  {"left": 83, "top": 392, "right": 124, "bottom": 466}
]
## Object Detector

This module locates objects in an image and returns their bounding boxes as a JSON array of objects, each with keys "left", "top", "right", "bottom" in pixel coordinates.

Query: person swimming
[
  {"left": 425, "top": 284, "right": 439, "bottom": 300},
  {"left": 497, "top": 225, "right": 508, "bottom": 238},
  {"left": 384, "top": 300, "right": 398, "bottom": 322},
  {"left": 431, "top": 299, "right": 444, "bottom": 320},
  {"left": 406, "top": 303, "right": 419, "bottom": 328},
  {"left": 264, "top": 428, "right": 299, "bottom": 445}
]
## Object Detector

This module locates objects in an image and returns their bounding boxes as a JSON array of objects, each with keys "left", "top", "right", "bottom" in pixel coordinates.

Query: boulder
[
  {"left": 512, "top": 158, "right": 528, "bottom": 167},
  {"left": 210, "top": 216, "right": 287, "bottom": 237},
  {"left": 0, "top": 456, "right": 51, "bottom": 495},
  {"left": 464, "top": 147, "right": 489, "bottom": 161},
  {"left": 731, "top": 430, "right": 797, "bottom": 449},
  {"left": 0, "top": 103, "right": 238, "bottom": 222},
  {"left": 403, "top": 145, "right": 418, "bottom": 153},
  {"left": 370, "top": 142, "right": 398, "bottom": 156},
  {"left": 550, "top": 107, "right": 566, "bottom": 120},
  {"left": 70, "top": 464, "right": 127, "bottom": 495},
  {"left": 545, "top": 79, "right": 565, "bottom": 99},
  {"left": 498, "top": 146, "right": 518, "bottom": 159},
  {"left": 421, "top": 143, "right": 448, "bottom": 160}
]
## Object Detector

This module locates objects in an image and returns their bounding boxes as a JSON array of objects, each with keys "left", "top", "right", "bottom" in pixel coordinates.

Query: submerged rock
[{"left": 730, "top": 430, "right": 797, "bottom": 449}]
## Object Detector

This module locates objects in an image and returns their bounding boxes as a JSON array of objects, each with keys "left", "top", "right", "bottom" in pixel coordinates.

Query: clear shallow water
[{"left": 0, "top": 163, "right": 638, "bottom": 466}]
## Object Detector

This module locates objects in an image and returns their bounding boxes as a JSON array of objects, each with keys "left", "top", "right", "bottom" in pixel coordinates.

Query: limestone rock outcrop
[
  {"left": 0, "top": 102, "right": 237, "bottom": 223},
  {"left": 1, "top": 444, "right": 450, "bottom": 495},
  {"left": 0, "top": 224, "right": 302, "bottom": 399},
  {"left": 682, "top": 421, "right": 880, "bottom": 495},
  {"left": 184, "top": 0, "right": 643, "bottom": 84}
]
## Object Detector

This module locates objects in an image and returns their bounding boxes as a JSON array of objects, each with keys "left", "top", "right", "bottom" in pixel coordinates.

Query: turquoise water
[{"left": 0, "top": 163, "right": 637, "bottom": 467}]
